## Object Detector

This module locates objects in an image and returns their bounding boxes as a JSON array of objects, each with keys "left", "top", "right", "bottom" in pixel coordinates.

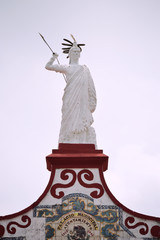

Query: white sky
[{"left": 0, "top": 0, "right": 160, "bottom": 217}]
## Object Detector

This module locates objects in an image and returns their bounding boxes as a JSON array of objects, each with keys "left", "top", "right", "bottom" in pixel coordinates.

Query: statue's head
[
  {"left": 62, "top": 36, "right": 85, "bottom": 62},
  {"left": 68, "top": 43, "right": 81, "bottom": 63}
]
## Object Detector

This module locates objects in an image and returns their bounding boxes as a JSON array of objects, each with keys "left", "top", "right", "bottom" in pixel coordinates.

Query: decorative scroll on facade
[{"left": 50, "top": 169, "right": 104, "bottom": 199}]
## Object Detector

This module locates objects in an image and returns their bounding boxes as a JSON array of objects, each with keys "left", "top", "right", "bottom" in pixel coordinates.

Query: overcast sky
[{"left": 0, "top": 0, "right": 160, "bottom": 217}]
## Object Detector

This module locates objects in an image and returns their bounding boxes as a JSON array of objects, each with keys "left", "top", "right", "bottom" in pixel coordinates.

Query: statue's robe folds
[{"left": 48, "top": 64, "right": 97, "bottom": 146}]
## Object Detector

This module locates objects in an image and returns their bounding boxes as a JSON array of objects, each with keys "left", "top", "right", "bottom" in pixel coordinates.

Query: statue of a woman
[{"left": 45, "top": 38, "right": 97, "bottom": 146}]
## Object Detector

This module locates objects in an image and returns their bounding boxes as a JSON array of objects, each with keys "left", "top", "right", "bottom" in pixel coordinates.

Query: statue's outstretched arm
[
  {"left": 45, "top": 53, "right": 59, "bottom": 71},
  {"left": 45, "top": 54, "right": 67, "bottom": 76}
]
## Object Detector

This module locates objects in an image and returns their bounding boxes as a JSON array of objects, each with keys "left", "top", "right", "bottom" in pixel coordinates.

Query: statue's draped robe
[{"left": 47, "top": 64, "right": 97, "bottom": 145}]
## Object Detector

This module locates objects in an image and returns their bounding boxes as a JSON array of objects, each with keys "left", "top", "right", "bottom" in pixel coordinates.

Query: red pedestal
[{"left": 46, "top": 143, "right": 109, "bottom": 172}]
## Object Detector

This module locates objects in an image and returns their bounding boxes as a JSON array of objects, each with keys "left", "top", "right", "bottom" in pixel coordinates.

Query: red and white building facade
[{"left": 0, "top": 144, "right": 160, "bottom": 240}]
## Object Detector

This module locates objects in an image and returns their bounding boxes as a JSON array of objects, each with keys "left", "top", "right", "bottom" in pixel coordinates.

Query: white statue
[{"left": 45, "top": 37, "right": 97, "bottom": 146}]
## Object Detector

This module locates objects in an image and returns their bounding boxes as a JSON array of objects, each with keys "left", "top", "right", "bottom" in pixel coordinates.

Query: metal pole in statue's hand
[{"left": 39, "top": 33, "right": 66, "bottom": 81}]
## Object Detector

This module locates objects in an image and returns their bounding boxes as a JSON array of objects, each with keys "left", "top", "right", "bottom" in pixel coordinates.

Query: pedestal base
[{"left": 46, "top": 143, "right": 109, "bottom": 171}]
